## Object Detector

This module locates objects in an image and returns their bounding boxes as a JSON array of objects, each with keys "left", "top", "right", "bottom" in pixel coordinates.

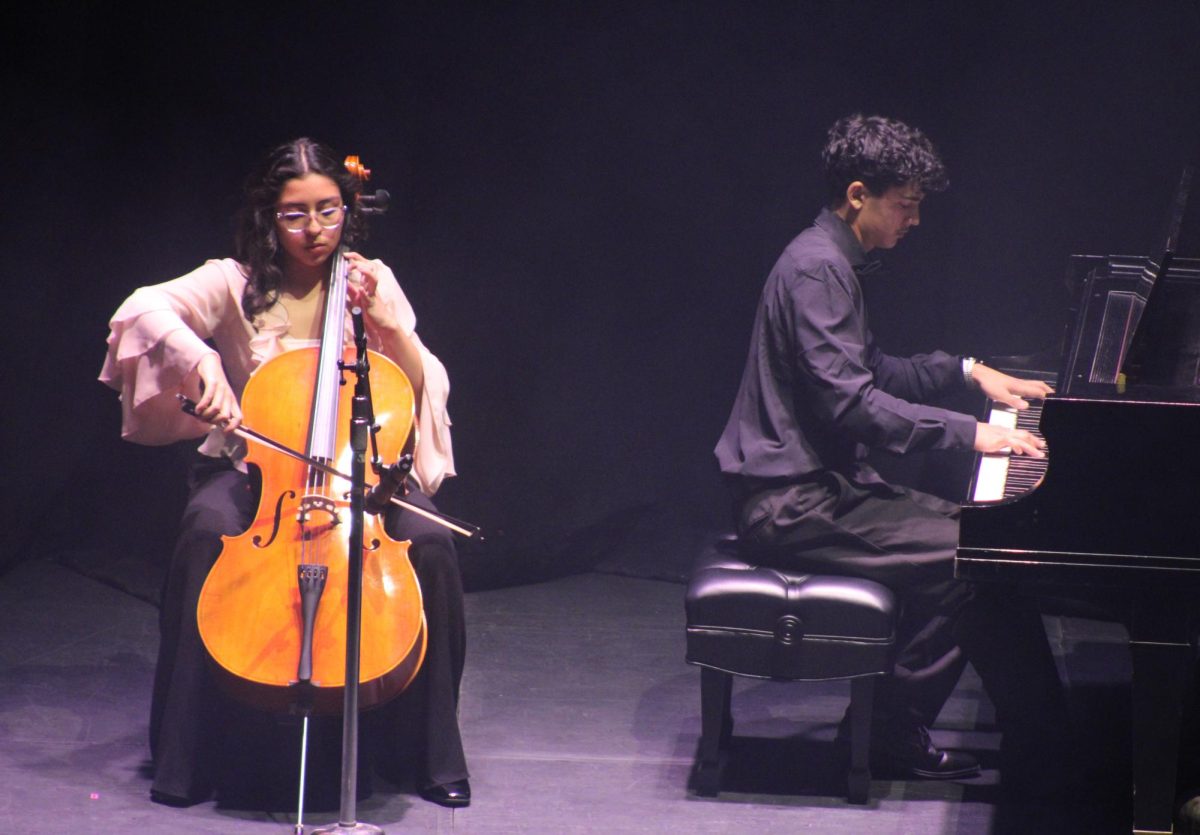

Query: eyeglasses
[{"left": 275, "top": 204, "right": 347, "bottom": 233}]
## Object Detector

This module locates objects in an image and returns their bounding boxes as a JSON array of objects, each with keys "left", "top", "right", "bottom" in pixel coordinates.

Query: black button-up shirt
[{"left": 715, "top": 208, "right": 976, "bottom": 489}]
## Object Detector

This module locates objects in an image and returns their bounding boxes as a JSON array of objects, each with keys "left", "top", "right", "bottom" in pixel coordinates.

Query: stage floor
[{"left": 0, "top": 556, "right": 1135, "bottom": 833}]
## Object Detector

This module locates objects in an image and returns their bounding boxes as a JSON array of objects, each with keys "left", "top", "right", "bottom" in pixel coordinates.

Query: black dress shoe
[
  {"left": 871, "top": 726, "right": 981, "bottom": 781},
  {"left": 418, "top": 779, "right": 471, "bottom": 808}
]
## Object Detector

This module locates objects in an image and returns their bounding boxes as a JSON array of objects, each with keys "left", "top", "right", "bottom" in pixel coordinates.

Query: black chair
[{"left": 684, "top": 537, "right": 898, "bottom": 803}]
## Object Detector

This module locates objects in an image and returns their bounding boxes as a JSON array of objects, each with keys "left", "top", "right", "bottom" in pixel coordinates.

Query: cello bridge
[{"left": 296, "top": 495, "right": 340, "bottom": 528}]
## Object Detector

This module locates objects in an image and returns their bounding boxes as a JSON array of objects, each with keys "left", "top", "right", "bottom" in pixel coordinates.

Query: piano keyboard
[{"left": 969, "top": 394, "right": 1051, "bottom": 503}]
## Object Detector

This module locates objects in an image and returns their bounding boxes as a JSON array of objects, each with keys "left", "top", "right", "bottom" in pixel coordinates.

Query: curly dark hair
[
  {"left": 233, "top": 138, "right": 367, "bottom": 323},
  {"left": 822, "top": 114, "right": 948, "bottom": 206}
]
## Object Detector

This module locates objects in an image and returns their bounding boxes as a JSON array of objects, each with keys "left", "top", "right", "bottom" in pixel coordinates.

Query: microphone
[{"left": 365, "top": 454, "right": 413, "bottom": 515}]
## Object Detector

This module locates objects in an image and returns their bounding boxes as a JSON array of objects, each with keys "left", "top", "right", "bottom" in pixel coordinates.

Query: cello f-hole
[{"left": 252, "top": 489, "right": 296, "bottom": 548}]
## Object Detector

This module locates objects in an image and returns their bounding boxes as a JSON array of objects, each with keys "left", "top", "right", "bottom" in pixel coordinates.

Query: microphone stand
[{"left": 313, "top": 308, "right": 382, "bottom": 835}]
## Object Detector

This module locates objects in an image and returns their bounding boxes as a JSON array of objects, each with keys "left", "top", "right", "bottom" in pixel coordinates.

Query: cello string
[
  {"left": 304, "top": 247, "right": 346, "bottom": 571},
  {"left": 318, "top": 248, "right": 351, "bottom": 568}
]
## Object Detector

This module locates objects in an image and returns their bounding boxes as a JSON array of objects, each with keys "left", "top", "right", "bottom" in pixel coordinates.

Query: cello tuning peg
[{"left": 359, "top": 189, "right": 390, "bottom": 215}]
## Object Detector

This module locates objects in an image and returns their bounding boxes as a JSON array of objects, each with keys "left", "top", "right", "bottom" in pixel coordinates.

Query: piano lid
[{"left": 1120, "top": 157, "right": 1200, "bottom": 389}]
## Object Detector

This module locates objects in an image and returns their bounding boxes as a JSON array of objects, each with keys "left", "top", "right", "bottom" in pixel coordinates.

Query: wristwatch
[{"left": 962, "top": 357, "right": 981, "bottom": 388}]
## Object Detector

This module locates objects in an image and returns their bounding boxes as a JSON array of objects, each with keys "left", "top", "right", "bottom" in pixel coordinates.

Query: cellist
[{"left": 100, "top": 138, "right": 470, "bottom": 809}]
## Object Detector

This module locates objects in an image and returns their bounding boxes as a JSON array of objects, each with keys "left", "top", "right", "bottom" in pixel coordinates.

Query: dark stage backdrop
[{"left": 4, "top": 2, "right": 1198, "bottom": 591}]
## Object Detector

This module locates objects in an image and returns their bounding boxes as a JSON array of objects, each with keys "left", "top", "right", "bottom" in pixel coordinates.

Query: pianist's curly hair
[{"left": 822, "top": 114, "right": 948, "bottom": 206}]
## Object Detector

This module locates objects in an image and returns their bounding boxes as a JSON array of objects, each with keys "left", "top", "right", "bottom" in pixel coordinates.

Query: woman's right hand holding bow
[{"left": 193, "top": 353, "right": 243, "bottom": 433}]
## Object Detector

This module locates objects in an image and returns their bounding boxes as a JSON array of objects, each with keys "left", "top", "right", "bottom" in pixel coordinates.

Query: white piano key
[{"left": 971, "top": 405, "right": 1018, "bottom": 502}]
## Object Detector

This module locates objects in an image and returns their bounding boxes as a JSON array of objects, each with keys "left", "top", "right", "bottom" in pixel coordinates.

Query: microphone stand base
[{"left": 308, "top": 823, "right": 384, "bottom": 834}]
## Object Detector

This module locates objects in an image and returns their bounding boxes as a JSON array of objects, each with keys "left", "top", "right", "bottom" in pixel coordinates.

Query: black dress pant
[
  {"left": 736, "top": 471, "right": 1070, "bottom": 764},
  {"left": 149, "top": 455, "right": 468, "bottom": 803}
]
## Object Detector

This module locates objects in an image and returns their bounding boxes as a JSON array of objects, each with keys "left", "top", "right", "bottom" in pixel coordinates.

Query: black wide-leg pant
[
  {"left": 735, "top": 471, "right": 1070, "bottom": 763},
  {"left": 149, "top": 455, "right": 468, "bottom": 803}
]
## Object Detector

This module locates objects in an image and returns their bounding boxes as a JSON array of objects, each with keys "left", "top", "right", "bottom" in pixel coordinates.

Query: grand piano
[{"left": 957, "top": 166, "right": 1200, "bottom": 834}]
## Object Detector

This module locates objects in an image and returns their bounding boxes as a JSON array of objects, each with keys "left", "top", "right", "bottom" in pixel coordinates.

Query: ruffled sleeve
[
  {"left": 99, "top": 260, "right": 247, "bottom": 445},
  {"left": 370, "top": 262, "right": 456, "bottom": 494}
]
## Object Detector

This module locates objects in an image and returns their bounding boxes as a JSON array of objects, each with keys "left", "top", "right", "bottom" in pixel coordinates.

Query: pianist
[{"left": 715, "top": 114, "right": 1072, "bottom": 789}]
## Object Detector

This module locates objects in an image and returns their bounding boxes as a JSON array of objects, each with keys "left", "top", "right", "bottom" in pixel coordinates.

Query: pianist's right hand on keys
[{"left": 966, "top": 360, "right": 1053, "bottom": 460}]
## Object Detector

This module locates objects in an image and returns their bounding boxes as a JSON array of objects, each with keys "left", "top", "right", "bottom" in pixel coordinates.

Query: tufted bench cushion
[
  {"left": 685, "top": 547, "right": 897, "bottom": 680},
  {"left": 684, "top": 539, "right": 899, "bottom": 803}
]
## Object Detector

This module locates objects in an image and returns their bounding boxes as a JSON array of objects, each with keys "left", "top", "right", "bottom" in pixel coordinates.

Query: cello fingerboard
[{"left": 307, "top": 248, "right": 352, "bottom": 470}]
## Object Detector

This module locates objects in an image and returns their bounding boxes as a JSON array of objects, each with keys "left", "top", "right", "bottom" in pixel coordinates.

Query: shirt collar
[{"left": 814, "top": 207, "right": 884, "bottom": 276}]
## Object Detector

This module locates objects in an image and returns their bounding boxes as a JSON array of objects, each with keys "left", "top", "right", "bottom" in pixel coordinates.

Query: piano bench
[{"left": 684, "top": 539, "right": 897, "bottom": 804}]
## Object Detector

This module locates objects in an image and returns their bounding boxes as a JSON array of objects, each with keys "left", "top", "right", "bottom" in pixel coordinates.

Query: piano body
[{"left": 958, "top": 239, "right": 1200, "bottom": 833}]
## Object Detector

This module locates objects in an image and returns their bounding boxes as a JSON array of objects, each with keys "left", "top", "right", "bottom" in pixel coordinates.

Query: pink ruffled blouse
[{"left": 99, "top": 258, "right": 455, "bottom": 494}]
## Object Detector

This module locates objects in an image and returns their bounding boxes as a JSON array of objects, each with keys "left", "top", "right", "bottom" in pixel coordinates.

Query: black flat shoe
[
  {"left": 871, "top": 726, "right": 981, "bottom": 781},
  {"left": 418, "top": 778, "right": 471, "bottom": 808}
]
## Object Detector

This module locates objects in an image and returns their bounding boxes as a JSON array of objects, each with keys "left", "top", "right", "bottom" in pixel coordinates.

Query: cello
[{"left": 194, "top": 157, "right": 426, "bottom": 716}]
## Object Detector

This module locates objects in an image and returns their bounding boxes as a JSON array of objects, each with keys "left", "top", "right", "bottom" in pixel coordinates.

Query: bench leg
[
  {"left": 696, "top": 666, "right": 733, "bottom": 796},
  {"left": 847, "top": 676, "right": 876, "bottom": 804}
]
